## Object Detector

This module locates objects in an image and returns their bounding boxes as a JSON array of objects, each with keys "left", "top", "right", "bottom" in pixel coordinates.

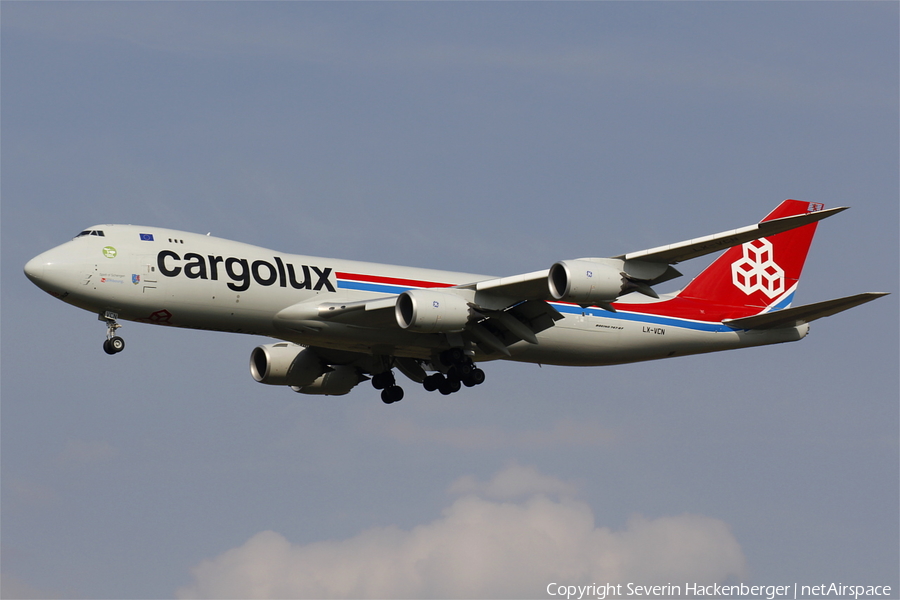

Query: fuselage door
[{"left": 139, "top": 258, "right": 159, "bottom": 293}]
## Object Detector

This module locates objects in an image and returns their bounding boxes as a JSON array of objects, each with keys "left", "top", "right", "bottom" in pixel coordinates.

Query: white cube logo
[{"left": 731, "top": 238, "right": 784, "bottom": 298}]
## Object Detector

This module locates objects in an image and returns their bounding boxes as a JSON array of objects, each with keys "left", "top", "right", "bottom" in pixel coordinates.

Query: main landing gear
[
  {"left": 372, "top": 370, "right": 404, "bottom": 404},
  {"left": 422, "top": 348, "right": 486, "bottom": 396},
  {"left": 100, "top": 312, "right": 125, "bottom": 355},
  {"left": 374, "top": 348, "right": 486, "bottom": 404}
]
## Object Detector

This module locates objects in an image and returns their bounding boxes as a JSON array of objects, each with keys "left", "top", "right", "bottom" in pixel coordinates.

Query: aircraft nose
[
  {"left": 24, "top": 255, "right": 46, "bottom": 283},
  {"left": 24, "top": 245, "right": 85, "bottom": 294}
]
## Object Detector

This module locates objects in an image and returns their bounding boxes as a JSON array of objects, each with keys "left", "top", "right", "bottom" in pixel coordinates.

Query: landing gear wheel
[
  {"left": 423, "top": 373, "right": 444, "bottom": 392},
  {"left": 103, "top": 336, "right": 125, "bottom": 355},
  {"left": 439, "top": 376, "right": 462, "bottom": 396},
  {"left": 463, "top": 368, "right": 485, "bottom": 387},
  {"left": 372, "top": 371, "right": 396, "bottom": 390},
  {"left": 381, "top": 385, "right": 404, "bottom": 404}
]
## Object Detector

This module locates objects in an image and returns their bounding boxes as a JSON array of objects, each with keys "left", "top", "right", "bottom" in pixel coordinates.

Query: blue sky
[{"left": 2, "top": 3, "right": 897, "bottom": 598}]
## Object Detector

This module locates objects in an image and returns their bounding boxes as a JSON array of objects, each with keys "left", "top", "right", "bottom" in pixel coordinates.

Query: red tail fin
[{"left": 676, "top": 200, "right": 823, "bottom": 311}]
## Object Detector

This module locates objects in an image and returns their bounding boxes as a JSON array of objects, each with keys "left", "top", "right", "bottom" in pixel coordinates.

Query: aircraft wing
[
  {"left": 274, "top": 296, "right": 399, "bottom": 332},
  {"left": 723, "top": 292, "right": 888, "bottom": 330},
  {"left": 462, "top": 205, "right": 849, "bottom": 301},
  {"left": 615, "top": 206, "right": 848, "bottom": 265},
  {"left": 470, "top": 269, "right": 550, "bottom": 298}
]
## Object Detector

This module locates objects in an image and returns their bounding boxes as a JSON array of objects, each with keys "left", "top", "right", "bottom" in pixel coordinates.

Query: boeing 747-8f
[{"left": 24, "top": 200, "right": 886, "bottom": 403}]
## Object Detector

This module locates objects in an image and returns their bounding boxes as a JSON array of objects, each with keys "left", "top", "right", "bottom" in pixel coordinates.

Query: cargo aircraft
[{"left": 24, "top": 200, "right": 886, "bottom": 404}]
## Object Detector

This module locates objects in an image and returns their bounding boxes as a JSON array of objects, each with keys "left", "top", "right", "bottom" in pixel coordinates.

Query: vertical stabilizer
[{"left": 676, "top": 200, "right": 825, "bottom": 312}]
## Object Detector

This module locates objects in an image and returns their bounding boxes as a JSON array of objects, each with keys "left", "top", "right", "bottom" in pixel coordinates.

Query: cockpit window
[{"left": 75, "top": 230, "right": 105, "bottom": 238}]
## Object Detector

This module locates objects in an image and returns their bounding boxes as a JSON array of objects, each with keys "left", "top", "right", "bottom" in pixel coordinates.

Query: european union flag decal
[{"left": 139, "top": 233, "right": 154, "bottom": 241}]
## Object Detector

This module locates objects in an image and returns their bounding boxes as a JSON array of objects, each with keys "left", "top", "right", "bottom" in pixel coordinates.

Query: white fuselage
[{"left": 25, "top": 224, "right": 807, "bottom": 368}]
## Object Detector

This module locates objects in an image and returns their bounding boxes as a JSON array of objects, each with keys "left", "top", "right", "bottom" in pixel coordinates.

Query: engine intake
[
  {"left": 548, "top": 260, "right": 628, "bottom": 304},
  {"left": 250, "top": 343, "right": 325, "bottom": 387},
  {"left": 395, "top": 289, "right": 471, "bottom": 333}
]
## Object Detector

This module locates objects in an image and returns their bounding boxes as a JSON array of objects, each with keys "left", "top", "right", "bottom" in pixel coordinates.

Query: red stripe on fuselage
[{"left": 335, "top": 272, "right": 455, "bottom": 289}]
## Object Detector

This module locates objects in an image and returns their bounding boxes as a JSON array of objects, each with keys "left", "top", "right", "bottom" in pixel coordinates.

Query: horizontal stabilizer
[{"left": 723, "top": 292, "right": 888, "bottom": 330}]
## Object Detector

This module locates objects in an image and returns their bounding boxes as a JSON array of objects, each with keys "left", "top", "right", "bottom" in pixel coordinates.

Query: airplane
[{"left": 24, "top": 199, "right": 887, "bottom": 404}]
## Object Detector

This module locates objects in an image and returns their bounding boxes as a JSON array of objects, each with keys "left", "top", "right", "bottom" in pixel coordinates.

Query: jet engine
[
  {"left": 250, "top": 343, "right": 325, "bottom": 387},
  {"left": 395, "top": 289, "right": 471, "bottom": 333},
  {"left": 291, "top": 365, "right": 365, "bottom": 396},
  {"left": 548, "top": 260, "right": 629, "bottom": 304}
]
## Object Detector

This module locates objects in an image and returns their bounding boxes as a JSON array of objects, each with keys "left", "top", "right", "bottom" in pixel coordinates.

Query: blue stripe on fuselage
[
  {"left": 551, "top": 290, "right": 797, "bottom": 333},
  {"left": 550, "top": 303, "right": 736, "bottom": 332},
  {"left": 337, "top": 280, "right": 414, "bottom": 294}
]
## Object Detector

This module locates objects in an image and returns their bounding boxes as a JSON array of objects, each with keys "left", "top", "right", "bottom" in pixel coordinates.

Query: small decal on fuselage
[
  {"left": 156, "top": 250, "right": 336, "bottom": 293},
  {"left": 136, "top": 309, "right": 173, "bottom": 324}
]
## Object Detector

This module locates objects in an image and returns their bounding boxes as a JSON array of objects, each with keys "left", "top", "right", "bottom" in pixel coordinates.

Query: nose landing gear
[{"left": 100, "top": 312, "right": 125, "bottom": 355}]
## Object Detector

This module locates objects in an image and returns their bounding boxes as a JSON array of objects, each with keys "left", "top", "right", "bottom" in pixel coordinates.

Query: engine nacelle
[
  {"left": 548, "top": 260, "right": 627, "bottom": 304},
  {"left": 250, "top": 343, "right": 325, "bottom": 387},
  {"left": 292, "top": 365, "right": 364, "bottom": 396},
  {"left": 395, "top": 289, "right": 471, "bottom": 333}
]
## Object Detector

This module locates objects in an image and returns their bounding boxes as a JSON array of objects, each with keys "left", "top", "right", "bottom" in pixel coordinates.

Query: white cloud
[{"left": 177, "top": 465, "right": 746, "bottom": 599}]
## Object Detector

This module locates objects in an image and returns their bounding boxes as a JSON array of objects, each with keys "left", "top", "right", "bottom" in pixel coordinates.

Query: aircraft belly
[{"left": 515, "top": 315, "right": 806, "bottom": 367}]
